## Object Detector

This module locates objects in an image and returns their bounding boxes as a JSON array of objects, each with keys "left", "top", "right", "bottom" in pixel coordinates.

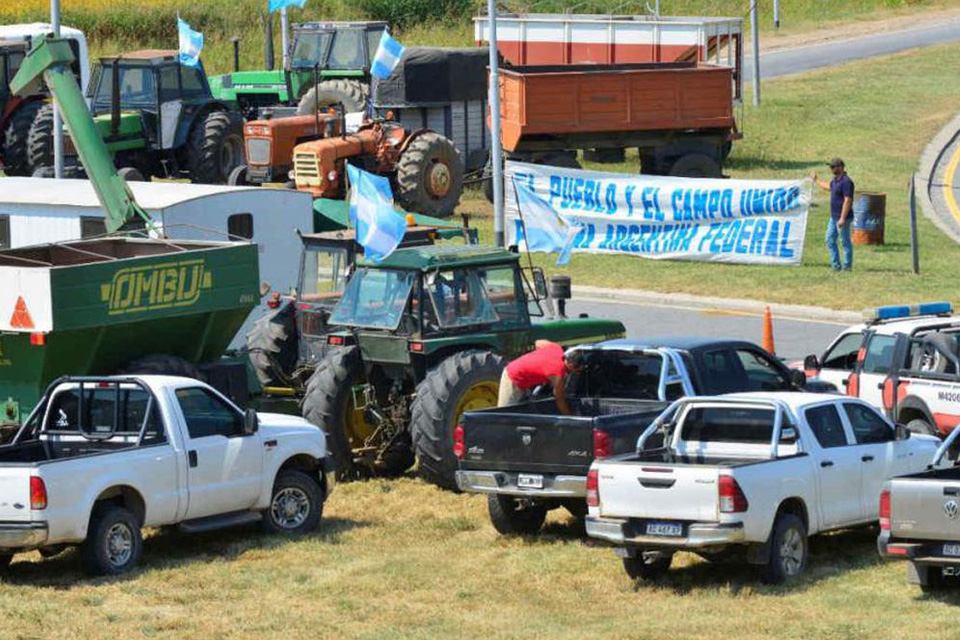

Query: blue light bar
[{"left": 864, "top": 302, "right": 954, "bottom": 323}]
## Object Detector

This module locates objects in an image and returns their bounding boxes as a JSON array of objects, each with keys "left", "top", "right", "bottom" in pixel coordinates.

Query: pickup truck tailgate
[
  {"left": 0, "top": 468, "right": 35, "bottom": 522},
  {"left": 462, "top": 414, "right": 593, "bottom": 473},
  {"left": 598, "top": 461, "right": 721, "bottom": 522},
  {"left": 890, "top": 477, "right": 960, "bottom": 540}
]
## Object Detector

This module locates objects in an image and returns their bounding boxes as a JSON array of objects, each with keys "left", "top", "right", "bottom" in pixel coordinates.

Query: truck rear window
[
  {"left": 567, "top": 353, "right": 663, "bottom": 400},
  {"left": 680, "top": 407, "right": 775, "bottom": 443}
]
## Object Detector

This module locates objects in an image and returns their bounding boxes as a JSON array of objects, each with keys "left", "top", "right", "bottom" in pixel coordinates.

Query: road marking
[{"left": 943, "top": 141, "right": 960, "bottom": 226}]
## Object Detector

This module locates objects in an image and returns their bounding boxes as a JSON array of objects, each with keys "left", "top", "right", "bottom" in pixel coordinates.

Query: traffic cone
[{"left": 761, "top": 305, "right": 776, "bottom": 355}]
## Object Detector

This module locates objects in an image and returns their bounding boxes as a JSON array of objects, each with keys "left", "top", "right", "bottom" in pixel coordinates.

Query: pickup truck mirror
[
  {"left": 243, "top": 408, "right": 259, "bottom": 436},
  {"left": 894, "top": 423, "right": 911, "bottom": 441},
  {"left": 779, "top": 426, "right": 798, "bottom": 443},
  {"left": 790, "top": 369, "right": 807, "bottom": 388},
  {"left": 803, "top": 355, "right": 820, "bottom": 371}
]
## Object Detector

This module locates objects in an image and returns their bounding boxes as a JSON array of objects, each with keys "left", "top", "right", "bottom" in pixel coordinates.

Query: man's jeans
[{"left": 825, "top": 218, "right": 853, "bottom": 270}]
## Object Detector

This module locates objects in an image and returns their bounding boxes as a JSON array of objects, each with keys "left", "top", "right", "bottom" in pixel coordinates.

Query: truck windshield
[
  {"left": 329, "top": 267, "right": 415, "bottom": 330},
  {"left": 299, "top": 245, "right": 350, "bottom": 308},
  {"left": 680, "top": 406, "right": 776, "bottom": 444},
  {"left": 292, "top": 32, "right": 333, "bottom": 68},
  {"left": 91, "top": 65, "right": 156, "bottom": 109}
]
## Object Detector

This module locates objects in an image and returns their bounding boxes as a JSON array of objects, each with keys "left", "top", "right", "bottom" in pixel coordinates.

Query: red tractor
[{"left": 0, "top": 39, "right": 45, "bottom": 176}]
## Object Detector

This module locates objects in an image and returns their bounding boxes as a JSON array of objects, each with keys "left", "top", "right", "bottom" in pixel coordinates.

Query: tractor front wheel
[
  {"left": 26, "top": 103, "right": 55, "bottom": 172},
  {"left": 2, "top": 100, "right": 43, "bottom": 176},
  {"left": 246, "top": 303, "right": 299, "bottom": 388},
  {"left": 411, "top": 350, "right": 504, "bottom": 490},
  {"left": 297, "top": 79, "right": 368, "bottom": 115},
  {"left": 396, "top": 132, "right": 464, "bottom": 218},
  {"left": 188, "top": 111, "right": 245, "bottom": 184}
]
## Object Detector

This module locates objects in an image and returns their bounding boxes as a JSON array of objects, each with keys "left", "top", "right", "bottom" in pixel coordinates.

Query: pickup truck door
[
  {"left": 854, "top": 334, "right": 899, "bottom": 411},
  {"left": 173, "top": 387, "right": 264, "bottom": 520},
  {"left": 803, "top": 402, "right": 864, "bottom": 528}
]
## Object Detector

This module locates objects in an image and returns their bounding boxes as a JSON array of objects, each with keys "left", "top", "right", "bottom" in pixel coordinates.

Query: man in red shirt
[{"left": 498, "top": 340, "right": 578, "bottom": 414}]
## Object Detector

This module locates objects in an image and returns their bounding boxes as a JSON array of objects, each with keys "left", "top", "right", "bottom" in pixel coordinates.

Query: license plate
[
  {"left": 943, "top": 543, "right": 960, "bottom": 557},
  {"left": 645, "top": 522, "right": 683, "bottom": 537},
  {"left": 517, "top": 474, "right": 543, "bottom": 489}
]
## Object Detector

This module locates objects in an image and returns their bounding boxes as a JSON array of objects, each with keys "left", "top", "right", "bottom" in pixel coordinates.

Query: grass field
[{"left": 1, "top": 477, "right": 959, "bottom": 639}]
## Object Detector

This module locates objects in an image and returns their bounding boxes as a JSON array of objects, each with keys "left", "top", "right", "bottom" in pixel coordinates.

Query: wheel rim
[
  {"left": 105, "top": 522, "right": 134, "bottom": 567},
  {"left": 270, "top": 487, "right": 311, "bottom": 529},
  {"left": 344, "top": 389, "right": 375, "bottom": 448},
  {"left": 453, "top": 380, "right": 499, "bottom": 425},
  {"left": 426, "top": 160, "right": 452, "bottom": 198},
  {"left": 779, "top": 527, "right": 804, "bottom": 576}
]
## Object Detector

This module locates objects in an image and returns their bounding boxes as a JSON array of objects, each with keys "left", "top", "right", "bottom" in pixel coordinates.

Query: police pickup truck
[
  {"left": 586, "top": 393, "right": 939, "bottom": 584},
  {"left": 0, "top": 376, "right": 333, "bottom": 575},
  {"left": 455, "top": 338, "right": 816, "bottom": 536},
  {"left": 803, "top": 302, "right": 960, "bottom": 437}
]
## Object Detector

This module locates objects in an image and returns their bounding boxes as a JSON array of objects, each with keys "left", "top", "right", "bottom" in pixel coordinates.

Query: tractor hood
[{"left": 529, "top": 316, "right": 626, "bottom": 348}]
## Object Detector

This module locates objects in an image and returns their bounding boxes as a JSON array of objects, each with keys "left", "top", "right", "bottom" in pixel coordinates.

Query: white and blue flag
[
  {"left": 371, "top": 31, "right": 405, "bottom": 80},
  {"left": 347, "top": 164, "right": 408, "bottom": 263},
  {"left": 268, "top": 0, "right": 308, "bottom": 12},
  {"left": 177, "top": 16, "right": 203, "bottom": 68},
  {"left": 513, "top": 177, "right": 582, "bottom": 266}
]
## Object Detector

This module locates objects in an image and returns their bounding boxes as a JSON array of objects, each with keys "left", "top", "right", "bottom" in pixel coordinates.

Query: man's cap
[{"left": 828, "top": 157, "right": 844, "bottom": 167}]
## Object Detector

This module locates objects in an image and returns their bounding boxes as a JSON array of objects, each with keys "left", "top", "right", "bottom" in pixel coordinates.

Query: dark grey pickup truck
[{"left": 455, "top": 337, "right": 813, "bottom": 535}]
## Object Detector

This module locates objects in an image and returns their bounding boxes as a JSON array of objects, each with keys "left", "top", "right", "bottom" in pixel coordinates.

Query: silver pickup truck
[{"left": 878, "top": 426, "right": 960, "bottom": 591}]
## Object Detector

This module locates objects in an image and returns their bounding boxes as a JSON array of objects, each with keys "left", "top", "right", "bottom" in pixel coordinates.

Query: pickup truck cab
[
  {"left": 586, "top": 392, "right": 939, "bottom": 584},
  {"left": 0, "top": 376, "right": 334, "bottom": 575},
  {"left": 456, "top": 338, "right": 814, "bottom": 535},
  {"left": 802, "top": 302, "right": 960, "bottom": 436},
  {"left": 878, "top": 426, "right": 960, "bottom": 591}
]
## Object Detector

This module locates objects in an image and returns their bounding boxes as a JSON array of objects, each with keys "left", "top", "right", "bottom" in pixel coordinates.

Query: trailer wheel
[
  {"left": 487, "top": 495, "right": 547, "bottom": 535},
  {"left": 411, "top": 350, "right": 504, "bottom": 491},
  {"left": 760, "top": 513, "right": 808, "bottom": 585},
  {"left": 247, "top": 303, "right": 299, "bottom": 388},
  {"left": 2, "top": 100, "right": 43, "bottom": 176},
  {"left": 297, "top": 79, "right": 368, "bottom": 115},
  {"left": 121, "top": 354, "right": 204, "bottom": 380},
  {"left": 623, "top": 551, "right": 673, "bottom": 581},
  {"left": 396, "top": 132, "right": 464, "bottom": 218},
  {"left": 188, "top": 110, "right": 245, "bottom": 184},
  {"left": 669, "top": 153, "right": 722, "bottom": 179},
  {"left": 80, "top": 504, "right": 143, "bottom": 576}
]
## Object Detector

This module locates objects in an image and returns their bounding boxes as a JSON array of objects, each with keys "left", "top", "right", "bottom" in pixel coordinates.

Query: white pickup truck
[
  {"left": 585, "top": 392, "right": 939, "bottom": 584},
  {"left": 0, "top": 376, "right": 334, "bottom": 575}
]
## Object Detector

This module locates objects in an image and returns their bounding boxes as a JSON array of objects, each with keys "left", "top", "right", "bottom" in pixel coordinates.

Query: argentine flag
[
  {"left": 371, "top": 31, "right": 405, "bottom": 80},
  {"left": 268, "top": 0, "right": 307, "bottom": 12},
  {"left": 347, "top": 164, "right": 408, "bottom": 263},
  {"left": 513, "top": 177, "right": 582, "bottom": 266},
  {"left": 177, "top": 16, "right": 203, "bottom": 68}
]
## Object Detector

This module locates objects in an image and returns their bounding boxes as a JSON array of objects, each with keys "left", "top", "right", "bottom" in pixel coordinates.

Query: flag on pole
[
  {"left": 347, "top": 164, "right": 408, "bottom": 263},
  {"left": 268, "top": 0, "right": 307, "bottom": 11},
  {"left": 371, "top": 31, "right": 405, "bottom": 80},
  {"left": 177, "top": 16, "right": 204, "bottom": 68},
  {"left": 513, "top": 177, "right": 582, "bottom": 265}
]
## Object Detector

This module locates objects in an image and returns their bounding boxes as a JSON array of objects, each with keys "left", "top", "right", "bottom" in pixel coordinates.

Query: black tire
[
  {"left": 482, "top": 154, "right": 495, "bottom": 204},
  {"left": 623, "top": 552, "right": 673, "bottom": 581},
  {"left": 121, "top": 354, "right": 204, "bottom": 381},
  {"left": 228, "top": 164, "right": 250, "bottom": 186},
  {"left": 262, "top": 469, "right": 323, "bottom": 534},
  {"left": 247, "top": 303, "right": 299, "bottom": 388},
  {"left": 2, "top": 100, "right": 44, "bottom": 176},
  {"left": 411, "top": 350, "right": 505, "bottom": 491},
  {"left": 906, "top": 418, "right": 938, "bottom": 437},
  {"left": 487, "top": 494, "right": 548, "bottom": 535},
  {"left": 563, "top": 499, "right": 588, "bottom": 520},
  {"left": 80, "top": 505, "right": 143, "bottom": 576},
  {"left": 669, "top": 153, "right": 722, "bottom": 178},
  {"left": 0, "top": 554, "right": 13, "bottom": 570},
  {"left": 26, "top": 103, "right": 55, "bottom": 171},
  {"left": 537, "top": 151, "right": 581, "bottom": 170},
  {"left": 297, "top": 79, "right": 368, "bottom": 115},
  {"left": 188, "top": 110, "right": 245, "bottom": 184},
  {"left": 395, "top": 131, "right": 464, "bottom": 218},
  {"left": 118, "top": 166, "right": 146, "bottom": 182},
  {"left": 760, "top": 513, "right": 808, "bottom": 585}
]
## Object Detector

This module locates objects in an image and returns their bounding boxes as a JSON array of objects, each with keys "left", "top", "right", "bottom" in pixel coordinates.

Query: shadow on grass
[
  {"left": 0, "top": 515, "right": 369, "bottom": 588},
  {"left": 727, "top": 157, "right": 821, "bottom": 173},
  {"left": 626, "top": 525, "right": 883, "bottom": 596}
]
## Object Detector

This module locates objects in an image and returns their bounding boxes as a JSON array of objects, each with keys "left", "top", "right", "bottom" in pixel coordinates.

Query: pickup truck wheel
[
  {"left": 411, "top": 350, "right": 505, "bottom": 491},
  {"left": 80, "top": 505, "right": 143, "bottom": 576},
  {"left": 760, "top": 513, "right": 808, "bottom": 585},
  {"left": 487, "top": 495, "right": 547, "bottom": 535},
  {"left": 263, "top": 470, "right": 323, "bottom": 534},
  {"left": 906, "top": 418, "right": 937, "bottom": 437},
  {"left": 622, "top": 552, "right": 673, "bottom": 581}
]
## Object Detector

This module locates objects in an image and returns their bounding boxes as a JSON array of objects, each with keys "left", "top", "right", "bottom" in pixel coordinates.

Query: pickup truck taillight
[
  {"left": 879, "top": 489, "right": 891, "bottom": 530},
  {"left": 30, "top": 476, "right": 47, "bottom": 510},
  {"left": 718, "top": 475, "right": 748, "bottom": 513},
  {"left": 592, "top": 428, "right": 611, "bottom": 459},
  {"left": 453, "top": 424, "right": 465, "bottom": 460},
  {"left": 586, "top": 469, "right": 599, "bottom": 507}
]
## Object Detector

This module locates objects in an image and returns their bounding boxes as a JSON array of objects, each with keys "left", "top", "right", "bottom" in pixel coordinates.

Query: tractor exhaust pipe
[
  {"left": 110, "top": 59, "right": 120, "bottom": 138},
  {"left": 264, "top": 12, "right": 275, "bottom": 71},
  {"left": 549, "top": 275, "right": 571, "bottom": 319},
  {"left": 231, "top": 37, "right": 241, "bottom": 72}
]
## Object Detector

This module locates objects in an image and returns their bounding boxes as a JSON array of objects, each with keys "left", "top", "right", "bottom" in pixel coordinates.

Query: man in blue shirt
[{"left": 811, "top": 158, "right": 855, "bottom": 271}]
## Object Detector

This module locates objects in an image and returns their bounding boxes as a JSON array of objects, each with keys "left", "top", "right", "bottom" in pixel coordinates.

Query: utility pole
[
  {"left": 654, "top": 0, "right": 660, "bottom": 17},
  {"left": 280, "top": 7, "right": 290, "bottom": 70},
  {"left": 750, "top": 0, "right": 760, "bottom": 106},
  {"left": 51, "top": 0, "right": 64, "bottom": 178},
  {"left": 488, "top": 0, "right": 505, "bottom": 247},
  {"left": 774, "top": 0, "right": 780, "bottom": 29}
]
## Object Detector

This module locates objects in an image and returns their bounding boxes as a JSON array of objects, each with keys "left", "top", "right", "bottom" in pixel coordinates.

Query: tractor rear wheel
[
  {"left": 246, "top": 303, "right": 299, "bottom": 388},
  {"left": 228, "top": 165, "right": 250, "bottom": 186},
  {"left": 188, "top": 111, "right": 245, "bottom": 184},
  {"left": 297, "top": 79, "right": 368, "bottom": 115},
  {"left": 118, "top": 167, "right": 146, "bottom": 182},
  {"left": 396, "top": 132, "right": 464, "bottom": 218},
  {"left": 411, "top": 350, "right": 504, "bottom": 491},
  {"left": 26, "top": 103, "right": 55, "bottom": 172},
  {"left": 121, "top": 354, "right": 203, "bottom": 380},
  {"left": 2, "top": 100, "right": 44, "bottom": 176}
]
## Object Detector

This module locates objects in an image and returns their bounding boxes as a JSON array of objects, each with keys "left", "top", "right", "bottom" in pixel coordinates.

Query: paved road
[
  {"left": 567, "top": 298, "right": 845, "bottom": 361},
  {"left": 930, "top": 133, "right": 960, "bottom": 237},
  {"left": 744, "top": 15, "right": 960, "bottom": 81}
]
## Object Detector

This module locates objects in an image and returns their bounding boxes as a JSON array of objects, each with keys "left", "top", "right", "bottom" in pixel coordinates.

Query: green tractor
[
  {"left": 29, "top": 50, "right": 244, "bottom": 183},
  {"left": 209, "top": 21, "right": 387, "bottom": 119},
  {"left": 298, "top": 245, "right": 626, "bottom": 489}
]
